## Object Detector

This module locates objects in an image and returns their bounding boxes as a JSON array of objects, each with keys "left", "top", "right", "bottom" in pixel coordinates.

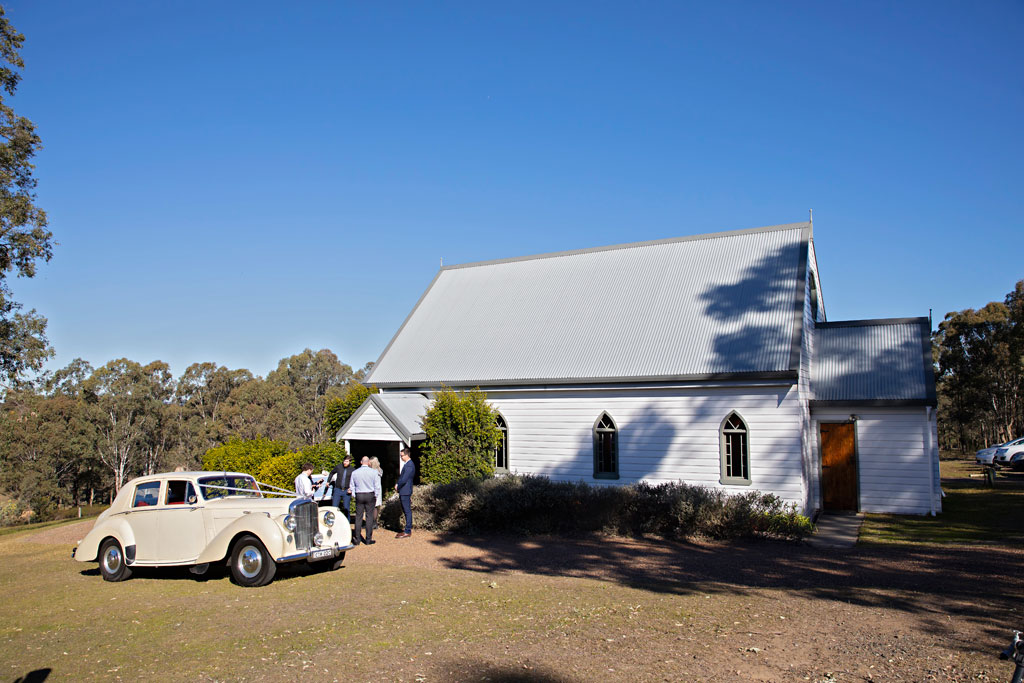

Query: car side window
[
  {"left": 199, "top": 477, "right": 227, "bottom": 500},
  {"left": 165, "top": 480, "right": 197, "bottom": 505},
  {"left": 133, "top": 482, "right": 161, "bottom": 508}
]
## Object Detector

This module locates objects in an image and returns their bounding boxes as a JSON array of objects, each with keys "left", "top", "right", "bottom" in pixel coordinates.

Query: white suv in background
[
  {"left": 976, "top": 437, "right": 1024, "bottom": 465},
  {"left": 1009, "top": 451, "right": 1024, "bottom": 472},
  {"left": 993, "top": 440, "right": 1024, "bottom": 467}
]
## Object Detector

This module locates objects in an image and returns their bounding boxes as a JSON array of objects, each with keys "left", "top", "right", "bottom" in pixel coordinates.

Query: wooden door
[{"left": 820, "top": 422, "right": 858, "bottom": 511}]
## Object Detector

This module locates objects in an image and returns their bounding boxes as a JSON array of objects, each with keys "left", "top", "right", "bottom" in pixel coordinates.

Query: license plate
[{"left": 310, "top": 548, "right": 332, "bottom": 560}]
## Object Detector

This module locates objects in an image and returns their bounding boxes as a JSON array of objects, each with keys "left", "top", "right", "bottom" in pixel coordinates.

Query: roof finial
[{"left": 440, "top": 257, "right": 444, "bottom": 268}]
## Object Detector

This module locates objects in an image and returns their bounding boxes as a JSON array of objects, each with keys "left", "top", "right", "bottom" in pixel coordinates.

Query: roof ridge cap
[{"left": 442, "top": 221, "right": 810, "bottom": 271}]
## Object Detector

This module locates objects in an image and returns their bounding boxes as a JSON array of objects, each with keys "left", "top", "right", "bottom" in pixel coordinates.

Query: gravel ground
[{"left": 34, "top": 517, "right": 1024, "bottom": 681}]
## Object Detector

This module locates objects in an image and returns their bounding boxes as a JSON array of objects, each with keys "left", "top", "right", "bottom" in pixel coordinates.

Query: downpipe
[
  {"left": 1000, "top": 630, "right": 1024, "bottom": 683},
  {"left": 926, "top": 406, "right": 937, "bottom": 517}
]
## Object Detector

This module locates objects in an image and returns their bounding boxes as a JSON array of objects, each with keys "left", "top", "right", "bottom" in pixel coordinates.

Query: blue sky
[{"left": 7, "top": 1, "right": 1023, "bottom": 378}]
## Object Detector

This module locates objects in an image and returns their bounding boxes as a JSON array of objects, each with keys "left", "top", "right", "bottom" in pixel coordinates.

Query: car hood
[{"left": 203, "top": 497, "right": 301, "bottom": 515}]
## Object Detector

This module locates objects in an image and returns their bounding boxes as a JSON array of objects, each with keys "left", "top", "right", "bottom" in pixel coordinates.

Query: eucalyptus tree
[
  {"left": 220, "top": 378, "right": 305, "bottom": 447},
  {"left": 266, "top": 348, "right": 353, "bottom": 444},
  {"left": 935, "top": 280, "right": 1024, "bottom": 450},
  {"left": 84, "top": 359, "right": 174, "bottom": 491},
  {"left": 0, "top": 379, "right": 98, "bottom": 515},
  {"left": 0, "top": 8, "right": 53, "bottom": 388},
  {"left": 324, "top": 382, "right": 378, "bottom": 439},
  {"left": 173, "top": 362, "right": 253, "bottom": 465}
]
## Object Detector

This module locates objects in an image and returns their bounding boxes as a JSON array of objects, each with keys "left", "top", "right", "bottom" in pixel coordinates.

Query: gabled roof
[
  {"left": 811, "top": 318, "right": 936, "bottom": 407},
  {"left": 335, "top": 393, "right": 430, "bottom": 445},
  {"left": 366, "top": 222, "right": 812, "bottom": 387}
]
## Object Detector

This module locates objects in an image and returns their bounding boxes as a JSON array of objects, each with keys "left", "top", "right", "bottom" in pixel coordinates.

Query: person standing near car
[
  {"left": 294, "top": 463, "right": 319, "bottom": 500},
  {"left": 395, "top": 445, "right": 415, "bottom": 538},
  {"left": 368, "top": 456, "right": 383, "bottom": 529},
  {"left": 350, "top": 456, "right": 380, "bottom": 545},
  {"left": 327, "top": 456, "right": 354, "bottom": 521}
]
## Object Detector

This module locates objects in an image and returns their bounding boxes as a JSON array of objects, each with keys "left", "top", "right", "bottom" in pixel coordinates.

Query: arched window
[
  {"left": 720, "top": 412, "right": 750, "bottom": 485},
  {"left": 494, "top": 413, "right": 508, "bottom": 472},
  {"left": 593, "top": 412, "right": 619, "bottom": 479}
]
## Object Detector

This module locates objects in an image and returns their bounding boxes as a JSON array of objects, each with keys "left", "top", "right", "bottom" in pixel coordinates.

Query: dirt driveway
[{"left": 22, "top": 519, "right": 1024, "bottom": 682}]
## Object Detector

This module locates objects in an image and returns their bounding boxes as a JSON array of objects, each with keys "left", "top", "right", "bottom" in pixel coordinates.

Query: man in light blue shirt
[{"left": 350, "top": 456, "right": 381, "bottom": 545}]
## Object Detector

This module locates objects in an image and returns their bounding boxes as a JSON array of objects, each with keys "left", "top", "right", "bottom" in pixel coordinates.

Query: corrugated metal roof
[
  {"left": 812, "top": 318, "right": 934, "bottom": 403},
  {"left": 336, "top": 393, "right": 431, "bottom": 444},
  {"left": 367, "top": 223, "right": 810, "bottom": 386},
  {"left": 373, "top": 393, "right": 430, "bottom": 439}
]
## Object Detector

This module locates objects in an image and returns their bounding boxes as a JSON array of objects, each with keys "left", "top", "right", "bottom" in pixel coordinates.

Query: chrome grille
[{"left": 289, "top": 500, "right": 318, "bottom": 550}]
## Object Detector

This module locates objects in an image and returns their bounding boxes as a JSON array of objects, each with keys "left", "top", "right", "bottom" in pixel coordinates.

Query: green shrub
[
  {"left": 201, "top": 437, "right": 290, "bottom": 475},
  {"left": 421, "top": 386, "right": 501, "bottom": 485},
  {"left": 0, "top": 500, "right": 27, "bottom": 527},
  {"left": 379, "top": 475, "right": 814, "bottom": 541},
  {"left": 324, "top": 383, "right": 378, "bottom": 437},
  {"left": 255, "top": 442, "right": 347, "bottom": 493}
]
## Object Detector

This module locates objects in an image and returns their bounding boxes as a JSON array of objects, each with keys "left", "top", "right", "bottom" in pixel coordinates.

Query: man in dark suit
[
  {"left": 327, "top": 456, "right": 354, "bottom": 521},
  {"left": 395, "top": 445, "right": 415, "bottom": 538}
]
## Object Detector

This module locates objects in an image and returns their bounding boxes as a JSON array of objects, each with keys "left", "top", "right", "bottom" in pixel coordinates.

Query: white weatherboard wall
[
  {"left": 341, "top": 403, "right": 399, "bottom": 441},
  {"left": 798, "top": 250, "right": 821, "bottom": 514},
  {"left": 484, "top": 384, "right": 807, "bottom": 509},
  {"left": 811, "top": 406, "right": 939, "bottom": 514}
]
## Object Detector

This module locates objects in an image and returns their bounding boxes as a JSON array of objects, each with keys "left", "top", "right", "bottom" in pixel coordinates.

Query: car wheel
[
  {"left": 229, "top": 534, "right": 277, "bottom": 587},
  {"left": 99, "top": 538, "right": 132, "bottom": 582}
]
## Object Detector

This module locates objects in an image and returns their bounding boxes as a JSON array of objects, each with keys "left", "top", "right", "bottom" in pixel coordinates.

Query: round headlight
[
  {"left": 283, "top": 515, "right": 297, "bottom": 531},
  {"left": 323, "top": 510, "right": 335, "bottom": 527},
  {"left": 313, "top": 532, "right": 324, "bottom": 546}
]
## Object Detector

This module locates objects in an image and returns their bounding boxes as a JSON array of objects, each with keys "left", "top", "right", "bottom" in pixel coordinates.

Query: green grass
[
  {"left": 859, "top": 459, "right": 1024, "bottom": 546},
  {"left": 0, "top": 513, "right": 102, "bottom": 538},
  {"left": 0, "top": 534, "right": 763, "bottom": 681},
  {"left": 0, "top": 489, "right": 1016, "bottom": 681}
]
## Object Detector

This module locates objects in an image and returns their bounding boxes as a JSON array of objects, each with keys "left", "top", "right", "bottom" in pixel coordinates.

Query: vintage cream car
[{"left": 72, "top": 471, "right": 353, "bottom": 586}]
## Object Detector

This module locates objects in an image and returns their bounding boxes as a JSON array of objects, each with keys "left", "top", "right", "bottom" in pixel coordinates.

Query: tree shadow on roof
[
  {"left": 696, "top": 243, "right": 802, "bottom": 374},
  {"left": 815, "top": 330, "right": 926, "bottom": 401}
]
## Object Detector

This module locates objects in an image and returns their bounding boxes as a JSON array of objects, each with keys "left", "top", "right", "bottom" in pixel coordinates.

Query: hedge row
[
  {"left": 201, "top": 438, "right": 347, "bottom": 493},
  {"left": 379, "top": 474, "right": 813, "bottom": 541}
]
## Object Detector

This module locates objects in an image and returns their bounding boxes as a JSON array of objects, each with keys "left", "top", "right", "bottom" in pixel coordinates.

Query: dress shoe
[
  {"left": 365, "top": 539, "right": 376, "bottom": 545},
  {"left": 395, "top": 532, "right": 410, "bottom": 538}
]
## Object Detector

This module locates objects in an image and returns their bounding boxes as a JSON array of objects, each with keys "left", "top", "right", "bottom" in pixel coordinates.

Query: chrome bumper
[{"left": 275, "top": 543, "right": 355, "bottom": 563}]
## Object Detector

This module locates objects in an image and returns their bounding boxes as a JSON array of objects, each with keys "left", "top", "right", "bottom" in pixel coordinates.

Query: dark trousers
[
  {"left": 354, "top": 492, "right": 376, "bottom": 542},
  {"left": 400, "top": 494, "right": 412, "bottom": 534},
  {"left": 332, "top": 488, "right": 351, "bottom": 521}
]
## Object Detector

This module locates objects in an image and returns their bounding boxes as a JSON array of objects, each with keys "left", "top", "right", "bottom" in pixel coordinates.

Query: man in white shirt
[
  {"left": 294, "top": 463, "right": 318, "bottom": 500},
  {"left": 350, "top": 456, "right": 382, "bottom": 545}
]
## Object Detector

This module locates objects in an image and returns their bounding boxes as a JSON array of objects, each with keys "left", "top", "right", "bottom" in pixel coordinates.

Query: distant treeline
[
  {"left": 934, "top": 280, "right": 1024, "bottom": 453},
  {"left": 0, "top": 348, "right": 373, "bottom": 523}
]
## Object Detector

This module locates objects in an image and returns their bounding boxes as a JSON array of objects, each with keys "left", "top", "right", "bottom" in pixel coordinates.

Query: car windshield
[{"left": 198, "top": 475, "right": 263, "bottom": 500}]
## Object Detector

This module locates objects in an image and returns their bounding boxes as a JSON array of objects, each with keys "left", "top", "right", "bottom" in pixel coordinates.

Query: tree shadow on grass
[{"left": 426, "top": 532, "right": 1024, "bottom": 654}]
